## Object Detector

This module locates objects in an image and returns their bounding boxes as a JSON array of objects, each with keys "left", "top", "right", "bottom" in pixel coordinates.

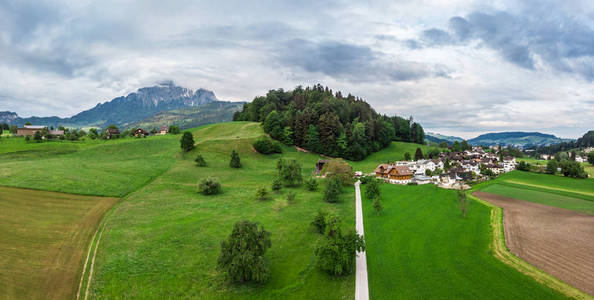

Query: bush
[
  {"left": 516, "top": 161, "right": 531, "bottom": 171},
  {"left": 197, "top": 177, "right": 222, "bottom": 195},
  {"left": 545, "top": 160, "right": 558, "bottom": 174},
  {"left": 195, "top": 154, "right": 207, "bottom": 167},
  {"left": 315, "top": 218, "right": 365, "bottom": 276},
  {"left": 180, "top": 131, "right": 195, "bottom": 152},
  {"left": 305, "top": 177, "right": 318, "bottom": 191},
  {"left": 324, "top": 176, "right": 343, "bottom": 203},
  {"left": 588, "top": 152, "right": 594, "bottom": 165},
  {"left": 271, "top": 177, "right": 282, "bottom": 192},
  {"left": 168, "top": 125, "right": 181, "bottom": 134},
  {"left": 255, "top": 187, "right": 269, "bottom": 201},
  {"left": 311, "top": 210, "right": 328, "bottom": 234},
  {"left": 559, "top": 160, "right": 588, "bottom": 178},
  {"left": 217, "top": 220, "right": 271, "bottom": 283},
  {"left": 286, "top": 192, "right": 296, "bottom": 204},
  {"left": 365, "top": 180, "right": 380, "bottom": 200},
  {"left": 230, "top": 150, "right": 241, "bottom": 168},
  {"left": 277, "top": 158, "right": 302, "bottom": 186},
  {"left": 253, "top": 137, "right": 282, "bottom": 154},
  {"left": 321, "top": 159, "right": 354, "bottom": 185},
  {"left": 373, "top": 198, "right": 383, "bottom": 215}
]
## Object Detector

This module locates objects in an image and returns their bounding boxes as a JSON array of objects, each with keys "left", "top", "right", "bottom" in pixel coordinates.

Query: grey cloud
[
  {"left": 421, "top": 9, "right": 594, "bottom": 78},
  {"left": 278, "top": 39, "right": 447, "bottom": 82}
]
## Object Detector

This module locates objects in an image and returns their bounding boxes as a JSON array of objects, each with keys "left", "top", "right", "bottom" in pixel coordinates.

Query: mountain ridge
[
  {"left": 426, "top": 131, "right": 574, "bottom": 147},
  {"left": 0, "top": 82, "right": 221, "bottom": 128}
]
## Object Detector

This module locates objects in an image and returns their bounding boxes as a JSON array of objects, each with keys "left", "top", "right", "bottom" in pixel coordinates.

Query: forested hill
[{"left": 233, "top": 84, "right": 425, "bottom": 160}]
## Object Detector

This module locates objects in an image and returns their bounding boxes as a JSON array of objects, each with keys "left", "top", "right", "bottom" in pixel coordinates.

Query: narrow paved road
[{"left": 355, "top": 180, "right": 369, "bottom": 300}]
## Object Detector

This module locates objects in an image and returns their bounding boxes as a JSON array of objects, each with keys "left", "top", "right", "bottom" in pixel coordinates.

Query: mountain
[
  {"left": 467, "top": 132, "right": 573, "bottom": 147},
  {"left": 426, "top": 132, "right": 463, "bottom": 144},
  {"left": 3, "top": 81, "right": 220, "bottom": 128},
  {"left": 128, "top": 101, "right": 244, "bottom": 130}
]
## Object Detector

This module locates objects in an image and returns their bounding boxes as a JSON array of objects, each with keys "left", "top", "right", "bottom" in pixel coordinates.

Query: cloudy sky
[{"left": 1, "top": 0, "right": 593, "bottom": 138}]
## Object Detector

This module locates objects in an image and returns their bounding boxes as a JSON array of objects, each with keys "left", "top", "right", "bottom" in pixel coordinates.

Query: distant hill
[
  {"left": 128, "top": 101, "right": 244, "bottom": 130},
  {"left": 2, "top": 81, "right": 222, "bottom": 128},
  {"left": 426, "top": 132, "right": 463, "bottom": 145},
  {"left": 467, "top": 132, "right": 573, "bottom": 147}
]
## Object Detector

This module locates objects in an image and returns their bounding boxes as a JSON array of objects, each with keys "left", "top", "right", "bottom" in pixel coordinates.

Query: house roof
[
  {"left": 23, "top": 125, "right": 45, "bottom": 129},
  {"left": 159, "top": 126, "right": 169, "bottom": 131},
  {"left": 106, "top": 128, "right": 120, "bottom": 134}
]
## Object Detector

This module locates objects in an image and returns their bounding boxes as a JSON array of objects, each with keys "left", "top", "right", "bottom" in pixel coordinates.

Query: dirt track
[{"left": 473, "top": 191, "right": 594, "bottom": 296}]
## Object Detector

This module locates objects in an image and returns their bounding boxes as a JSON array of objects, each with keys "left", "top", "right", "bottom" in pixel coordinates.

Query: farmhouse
[
  {"left": 134, "top": 128, "right": 149, "bottom": 137},
  {"left": 16, "top": 125, "right": 45, "bottom": 136},
  {"left": 375, "top": 164, "right": 413, "bottom": 184},
  {"left": 105, "top": 128, "right": 120, "bottom": 139},
  {"left": 158, "top": 126, "right": 169, "bottom": 135}
]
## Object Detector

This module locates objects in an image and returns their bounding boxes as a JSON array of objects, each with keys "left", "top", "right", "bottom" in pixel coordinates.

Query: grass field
[
  {"left": 362, "top": 184, "right": 565, "bottom": 299},
  {"left": 348, "top": 141, "right": 442, "bottom": 173},
  {"left": 0, "top": 135, "right": 179, "bottom": 196},
  {"left": 473, "top": 171, "right": 594, "bottom": 215},
  {"left": 0, "top": 187, "right": 118, "bottom": 299},
  {"left": 87, "top": 122, "right": 356, "bottom": 299}
]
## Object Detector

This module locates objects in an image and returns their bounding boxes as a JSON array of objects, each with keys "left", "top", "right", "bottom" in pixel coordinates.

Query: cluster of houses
[
  {"left": 16, "top": 125, "right": 170, "bottom": 139},
  {"left": 374, "top": 147, "right": 516, "bottom": 188}
]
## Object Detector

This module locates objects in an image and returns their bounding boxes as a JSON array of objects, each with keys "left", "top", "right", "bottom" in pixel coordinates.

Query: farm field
[
  {"left": 0, "top": 187, "right": 118, "bottom": 299},
  {"left": 348, "top": 141, "right": 442, "bottom": 173},
  {"left": 0, "top": 135, "right": 179, "bottom": 197},
  {"left": 361, "top": 184, "right": 565, "bottom": 299},
  {"left": 478, "top": 184, "right": 594, "bottom": 215},
  {"left": 473, "top": 191, "right": 594, "bottom": 296},
  {"left": 87, "top": 122, "right": 356, "bottom": 299}
]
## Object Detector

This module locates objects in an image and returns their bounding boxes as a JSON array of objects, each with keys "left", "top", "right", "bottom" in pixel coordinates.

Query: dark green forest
[{"left": 233, "top": 84, "right": 425, "bottom": 160}]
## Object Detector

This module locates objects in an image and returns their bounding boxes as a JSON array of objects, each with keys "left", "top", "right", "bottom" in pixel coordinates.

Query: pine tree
[{"left": 230, "top": 150, "right": 241, "bottom": 168}]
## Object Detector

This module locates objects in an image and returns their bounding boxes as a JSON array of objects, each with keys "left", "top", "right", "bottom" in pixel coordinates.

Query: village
[{"left": 372, "top": 147, "right": 516, "bottom": 189}]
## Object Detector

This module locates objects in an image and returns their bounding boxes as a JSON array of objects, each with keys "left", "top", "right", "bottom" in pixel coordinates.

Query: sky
[{"left": 1, "top": 0, "right": 593, "bottom": 139}]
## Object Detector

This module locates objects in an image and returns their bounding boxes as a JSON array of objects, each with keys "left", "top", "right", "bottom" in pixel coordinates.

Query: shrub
[
  {"left": 277, "top": 158, "right": 302, "bottom": 186},
  {"left": 286, "top": 192, "right": 296, "bottom": 204},
  {"left": 197, "top": 177, "right": 221, "bottom": 195},
  {"left": 253, "top": 137, "right": 282, "bottom": 154},
  {"left": 255, "top": 187, "right": 269, "bottom": 201},
  {"left": 168, "top": 125, "right": 181, "bottom": 134},
  {"left": 365, "top": 180, "right": 380, "bottom": 201},
  {"left": 195, "top": 154, "right": 207, "bottom": 167},
  {"left": 516, "top": 161, "right": 531, "bottom": 171},
  {"left": 321, "top": 159, "right": 354, "bottom": 185},
  {"left": 373, "top": 198, "right": 383, "bottom": 215},
  {"left": 315, "top": 219, "right": 365, "bottom": 276},
  {"left": 305, "top": 177, "right": 318, "bottom": 191},
  {"left": 588, "top": 152, "right": 594, "bottom": 165},
  {"left": 217, "top": 220, "right": 271, "bottom": 283},
  {"left": 230, "top": 150, "right": 241, "bottom": 168},
  {"left": 545, "top": 160, "right": 558, "bottom": 174},
  {"left": 180, "top": 131, "right": 195, "bottom": 152},
  {"left": 559, "top": 160, "right": 588, "bottom": 178},
  {"left": 324, "top": 176, "right": 343, "bottom": 203},
  {"left": 271, "top": 177, "right": 282, "bottom": 192},
  {"left": 311, "top": 210, "right": 328, "bottom": 234}
]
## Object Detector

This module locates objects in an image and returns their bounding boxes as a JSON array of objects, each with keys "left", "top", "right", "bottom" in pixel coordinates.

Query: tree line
[{"left": 233, "top": 84, "right": 425, "bottom": 160}]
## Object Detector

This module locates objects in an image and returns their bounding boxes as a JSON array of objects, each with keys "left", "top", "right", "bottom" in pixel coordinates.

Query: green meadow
[
  {"left": 361, "top": 184, "right": 565, "bottom": 299},
  {"left": 1, "top": 122, "right": 581, "bottom": 299},
  {"left": 0, "top": 135, "right": 179, "bottom": 196},
  {"left": 87, "top": 122, "right": 356, "bottom": 299},
  {"left": 473, "top": 171, "right": 594, "bottom": 214}
]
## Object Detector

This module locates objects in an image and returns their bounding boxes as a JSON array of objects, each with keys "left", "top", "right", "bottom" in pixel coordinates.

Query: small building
[
  {"left": 413, "top": 175, "right": 432, "bottom": 185},
  {"left": 158, "top": 126, "right": 169, "bottom": 135},
  {"left": 375, "top": 164, "right": 413, "bottom": 184},
  {"left": 314, "top": 159, "right": 329, "bottom": 175},
  {"left": 134, "top": 128, "right": 149, "bottom": 137},
  {"left": 49, "top": 130, "right": 64, "bottom": 136},
  {"left": 105, "top": 128, "right": 120, "bottom": 139},
  {"left": 16, "top": 125, "right": 45, "bottom": 136}
]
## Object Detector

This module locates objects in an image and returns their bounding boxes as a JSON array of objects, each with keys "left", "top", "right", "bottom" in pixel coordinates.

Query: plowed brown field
[{"left": 473, "top": 191, "right": 594, "bottom": 296}]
